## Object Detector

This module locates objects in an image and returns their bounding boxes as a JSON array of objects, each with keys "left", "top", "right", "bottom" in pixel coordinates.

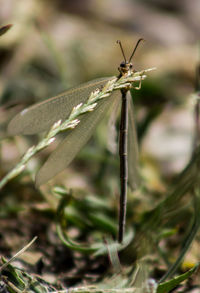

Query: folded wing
[
  {"left": 36, "top": 90, "right": 120, "bottom": 186},
  {"left": 128, "top": 93, "right": 140, "bottom": 190},
  {"left": 8, "top": 77, "right": 114, "bottom": 135}
]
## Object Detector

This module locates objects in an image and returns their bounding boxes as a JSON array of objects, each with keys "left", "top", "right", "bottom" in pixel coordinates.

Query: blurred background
[
  {"left": 0, "top": 0, "right": 199, "bottom": 183},
  {"left": 0, "top": 0, "right": 200, "bottom": 288}
]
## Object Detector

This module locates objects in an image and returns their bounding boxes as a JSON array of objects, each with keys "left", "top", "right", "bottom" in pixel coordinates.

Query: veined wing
[
  {"left": 128, "top": 93, "right": 140, "bottom": 190},
  {"left": 107, "top": 96, "right": 121, "bottom": 154},
  {"left": 36, "top": 91, "right": 120, "bottom": 186},
  {"left": 8, "top": 77, "right": 114, "bottom": 135}
]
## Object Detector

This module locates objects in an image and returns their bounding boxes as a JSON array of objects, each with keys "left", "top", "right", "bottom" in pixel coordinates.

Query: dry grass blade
[{"left": 0, "top": 236, "right": 37, "bottom": 272}]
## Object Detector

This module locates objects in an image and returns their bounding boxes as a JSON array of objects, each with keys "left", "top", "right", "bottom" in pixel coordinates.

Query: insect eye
[
  {"left": 120, "top": 62, "right": 126, "bottom": 68},
  {"left": 129, "top": 64, "right": 133, "bottom": 68}
]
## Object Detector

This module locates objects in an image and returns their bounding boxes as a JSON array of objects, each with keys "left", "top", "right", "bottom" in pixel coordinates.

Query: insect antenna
[
  {"left": 117, "top": 40, "right": 127, "bottom": 63},
  {"left": 128, "top": 38, "right": 145, "bottom": 63}
]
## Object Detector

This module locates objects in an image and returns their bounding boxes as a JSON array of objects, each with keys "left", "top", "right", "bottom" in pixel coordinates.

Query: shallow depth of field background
[{"left": 0, "top": 0, "right": 200, "bottom": 290}]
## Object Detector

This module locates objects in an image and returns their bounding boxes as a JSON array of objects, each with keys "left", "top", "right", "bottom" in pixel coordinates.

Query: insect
[{"left": 8, "top": 39, "right": 144, "bottom": 242}]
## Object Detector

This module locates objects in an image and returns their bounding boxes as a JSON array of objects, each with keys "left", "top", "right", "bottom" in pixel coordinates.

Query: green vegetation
[{"left": 0, "top": 2, "right": 200, "bottom": 291}]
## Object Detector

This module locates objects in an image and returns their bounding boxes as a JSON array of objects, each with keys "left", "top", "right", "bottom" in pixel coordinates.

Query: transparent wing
[
  {"left": 8, "top": 77, "right": 114, "bottom": 135},
  {"left": 36, "top": 91, "right": 120, "bottom": 186},
  {"left": 128, "top": 92, "right": 140, "bottom": 190},
  {"left": 107, "top": 97, "right": 121, "bottom": 154}
]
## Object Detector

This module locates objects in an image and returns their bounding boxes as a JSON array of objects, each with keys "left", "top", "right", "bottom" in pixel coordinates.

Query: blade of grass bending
[
  {"left": 56, "top": 194, "right": 134, "bottom": 254},
  {"left": 35, "top": 90, "right": 119, "bottom": 186},
  {"left": 0, "top": 236, "right": 37, "bottom": 272},
  {"left": 157, "top": 264, "right": 200, "bottom": 293},
  {"left": 159, "top": 189, "right": 200, "bottom": 283}
]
